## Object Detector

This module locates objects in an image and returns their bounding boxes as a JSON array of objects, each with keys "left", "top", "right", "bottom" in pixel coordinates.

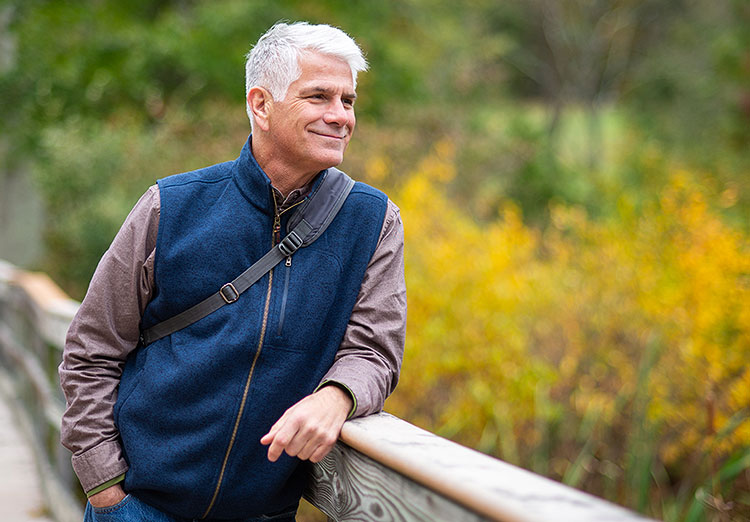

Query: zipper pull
[
  {"left": 273, "top": 213, "right": 281, "bottom": 245},
  {"left": 285, "top": 256, "right": 292, "bottom": 267}
]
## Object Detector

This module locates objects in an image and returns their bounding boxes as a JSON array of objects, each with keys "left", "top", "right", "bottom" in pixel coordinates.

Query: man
[{"left": 59, "top": 22, "right": 406, "bottom": 521}]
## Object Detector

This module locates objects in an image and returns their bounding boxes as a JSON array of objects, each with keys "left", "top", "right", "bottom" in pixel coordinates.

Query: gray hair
[{"left": 245, "top": 22, "right": 368, "bottom": 125}]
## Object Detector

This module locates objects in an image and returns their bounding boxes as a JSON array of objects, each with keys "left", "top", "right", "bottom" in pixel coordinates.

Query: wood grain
[
  {"left": 305, "top": 442, "right": 486, "bottom": 521},
  {"left": 306, "top": 413, "right": 654, "bottom": 522}
]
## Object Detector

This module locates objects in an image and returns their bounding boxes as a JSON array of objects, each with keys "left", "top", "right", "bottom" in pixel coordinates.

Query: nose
[{"left": 323, "top": 97, "right": 350, "bottom": 126}]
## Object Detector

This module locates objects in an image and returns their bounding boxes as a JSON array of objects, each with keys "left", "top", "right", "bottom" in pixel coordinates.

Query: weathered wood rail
[
  {"left": 0, "top": 260, "right": 82, "bottom": 522},
  {"left": 0, "top": 259, "right": 654, "bottom": 522}
]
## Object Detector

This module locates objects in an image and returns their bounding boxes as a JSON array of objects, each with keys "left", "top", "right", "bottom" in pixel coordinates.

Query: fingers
[
  {"left": 260, "top": 388, "right": 350, "bottom": 463},
  {"left": 287, "top": 424, "right": 338, "bottom": 462},
  {"left": 308, "top": 435, "right": 339, "bottom": 463},
  {"left": 262, "top": 416, "right": 337, "bottom": 462},
  {"left": 261, "top": 416, "right": 298, "bottom": 462}
]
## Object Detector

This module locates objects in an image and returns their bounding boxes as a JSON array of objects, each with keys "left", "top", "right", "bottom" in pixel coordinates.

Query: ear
[{"left": 247, "top": 87, "right": 273, "bottom": 132}]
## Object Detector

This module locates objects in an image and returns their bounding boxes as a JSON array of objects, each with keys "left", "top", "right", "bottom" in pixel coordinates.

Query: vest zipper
[
  {"left": 202, "top": 264, "right": 273, "bottom": 519},
  {"left": 201, "top": 192, "right": 304, "bottom": 518}
]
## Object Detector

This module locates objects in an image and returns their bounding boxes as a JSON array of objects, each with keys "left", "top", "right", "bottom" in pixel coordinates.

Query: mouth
[{"left": 310, "top": 130, "right": 347, "bottom": 140}]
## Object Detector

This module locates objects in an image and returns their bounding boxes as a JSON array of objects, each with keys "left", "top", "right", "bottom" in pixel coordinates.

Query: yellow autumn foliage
[{"left": 378, "top": 144, "right": 750, "bottom": 516}]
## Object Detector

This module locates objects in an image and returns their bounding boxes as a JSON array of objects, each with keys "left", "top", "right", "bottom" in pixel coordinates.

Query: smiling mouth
[{"left": 311, "top": 130, "right": 347, "bottom": 140}]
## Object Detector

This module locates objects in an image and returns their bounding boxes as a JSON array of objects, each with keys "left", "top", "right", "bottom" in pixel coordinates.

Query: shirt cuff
[
  {"left": 315, "top": 380, "right": 357, "bottom": 420},
  {"left": 71, "top": 439, "right": 129, "bottom": 494}
]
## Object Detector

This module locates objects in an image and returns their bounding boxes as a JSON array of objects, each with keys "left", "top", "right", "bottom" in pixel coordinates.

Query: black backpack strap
[
  {"left": 287, "top": 167, "right": 354, "bottom": 247},
  {"left": 140, "top": 168, "right": 355, "bottom": 347}
]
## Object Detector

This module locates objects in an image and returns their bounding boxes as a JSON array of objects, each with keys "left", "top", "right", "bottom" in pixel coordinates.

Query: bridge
[{"left": 0, "top": 259, "right": 652, "bottom": 521}]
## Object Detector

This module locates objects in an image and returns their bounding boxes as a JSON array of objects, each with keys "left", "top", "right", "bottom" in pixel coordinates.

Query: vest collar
[{"left": 231, "top": 135, "right": 276, "bottom": 215}]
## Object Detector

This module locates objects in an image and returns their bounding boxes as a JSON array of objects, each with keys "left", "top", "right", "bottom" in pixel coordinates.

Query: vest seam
[{"left": 161, "top": 174, "right": 233, "bottom": 189}]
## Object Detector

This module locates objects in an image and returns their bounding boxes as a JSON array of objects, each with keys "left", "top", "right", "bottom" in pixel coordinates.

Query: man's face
[{"left": 266, "top": 51, "right": 357, "bottom": 178}]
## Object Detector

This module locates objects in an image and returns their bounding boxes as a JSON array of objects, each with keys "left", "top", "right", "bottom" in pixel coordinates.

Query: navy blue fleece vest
[{"left": 113, "top": 137, "right": 387, "bottom": 520}]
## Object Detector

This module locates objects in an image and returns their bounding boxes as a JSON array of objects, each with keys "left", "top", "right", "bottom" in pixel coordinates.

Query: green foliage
[
  {"left": 34, "top": 117, "right": 134, "bottom": 289},
  {"left": 30, "top": 101, "right": 249, "bottom": 297},
  {"left": 2, "top": 1, "right": 284, "bottom": 145},
  {"left": 383, "top": 147, "right": 750, "bottom": 521}
]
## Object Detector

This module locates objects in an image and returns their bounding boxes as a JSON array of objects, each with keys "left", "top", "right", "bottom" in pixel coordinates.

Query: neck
[
  {"left": 251, "top": 135, "right": 318, "bottom": 197},
  {"left": 269, "top": 170, "right": 318, "bottom": 198}
]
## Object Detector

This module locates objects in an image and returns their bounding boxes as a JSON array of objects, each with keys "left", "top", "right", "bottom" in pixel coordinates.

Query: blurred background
[{"left": 0, "top": 1, "right": 748, "bottom": 520}]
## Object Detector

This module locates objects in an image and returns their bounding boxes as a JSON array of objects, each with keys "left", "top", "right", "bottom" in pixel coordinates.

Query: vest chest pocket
[{"left": 270, "top": 250, "right": 342, "bottom": 349}]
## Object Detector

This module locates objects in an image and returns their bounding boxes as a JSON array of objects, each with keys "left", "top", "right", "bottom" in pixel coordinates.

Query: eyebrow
[{"left": 300, "top": 86, "right": 357, "bottom": 100}]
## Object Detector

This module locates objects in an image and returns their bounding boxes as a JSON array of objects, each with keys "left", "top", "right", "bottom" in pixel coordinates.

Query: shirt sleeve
[
  {"left": 58, "top": 185, "right": 160, "bottom": 494},
  {"left": 319, "top": 198, "right": 407, "bottom": 418}
]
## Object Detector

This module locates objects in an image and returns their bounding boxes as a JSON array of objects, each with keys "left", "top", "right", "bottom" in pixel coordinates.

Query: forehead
[{"left": 290, "top": 51, "right": 354, "bottom": 92}]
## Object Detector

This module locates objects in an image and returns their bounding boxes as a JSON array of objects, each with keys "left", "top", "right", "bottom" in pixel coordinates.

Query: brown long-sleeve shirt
[{"left": 59, "top": 181, "right": 406, "bottom": 493}]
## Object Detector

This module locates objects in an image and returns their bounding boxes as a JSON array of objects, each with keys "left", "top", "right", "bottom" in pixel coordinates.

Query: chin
[{"left": 315, "top": 152, "right": 345, "bottom": 169}]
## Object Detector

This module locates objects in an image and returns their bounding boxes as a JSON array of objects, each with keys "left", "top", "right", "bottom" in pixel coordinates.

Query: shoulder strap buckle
[
  {"left": 278, "top": 230, "right": 303, "bottom": 257},
  {"left": 219, "top": 283, "right": 239, "bottom": 304}
]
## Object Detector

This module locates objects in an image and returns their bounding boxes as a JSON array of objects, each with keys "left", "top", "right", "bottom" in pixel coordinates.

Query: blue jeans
[{"left": 84, "top": 494, "right": 297, "bottom": 522}]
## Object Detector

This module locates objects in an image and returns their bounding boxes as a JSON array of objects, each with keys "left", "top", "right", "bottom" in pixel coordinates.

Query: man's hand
[
  {"left": 260, "top": 385, "right": 353, "bottom": 463},
  {"left": 88, "top": 483, "right": 126, "bottom": 508}
]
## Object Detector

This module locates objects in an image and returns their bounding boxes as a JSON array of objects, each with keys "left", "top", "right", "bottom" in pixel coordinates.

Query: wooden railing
[
  {"left": 0, "top": 259, "right": 652, "bottom": 522},
  {"left": 0, "top": 260, "right": 82, "bottom": 522}
]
